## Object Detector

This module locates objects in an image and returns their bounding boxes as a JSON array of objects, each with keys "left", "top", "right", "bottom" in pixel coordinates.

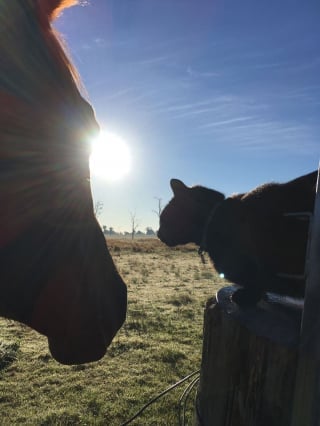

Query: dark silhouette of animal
[
  {"left": 158, "top": 171, "right": 317, "bottom": 306},
  {"left": 0, "top": 0, "right": 127, "bottom": 364}
]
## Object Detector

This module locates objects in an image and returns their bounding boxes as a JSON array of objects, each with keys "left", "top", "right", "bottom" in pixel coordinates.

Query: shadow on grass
[{"left": 0, "top": 341, "right": 20, "bottom": 371}]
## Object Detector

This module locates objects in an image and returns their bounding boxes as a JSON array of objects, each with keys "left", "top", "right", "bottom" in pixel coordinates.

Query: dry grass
[{"left": 0, "top": 238, "right": 225, "bottom": 425}]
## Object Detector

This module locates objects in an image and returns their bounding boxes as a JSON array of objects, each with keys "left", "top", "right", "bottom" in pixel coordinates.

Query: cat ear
[
  {"left": 170, "top": 179, "right": 188, "bottom": 195},
  {"left": 37, "top": 0, "right": 78, "bottom": 21}
]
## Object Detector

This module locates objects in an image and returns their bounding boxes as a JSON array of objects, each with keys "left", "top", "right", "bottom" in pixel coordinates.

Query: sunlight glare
[{"left": 90, "top": 131, "right": 131, "bottom": 181}]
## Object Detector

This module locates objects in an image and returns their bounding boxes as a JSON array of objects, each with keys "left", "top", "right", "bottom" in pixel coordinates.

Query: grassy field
[{"left": 0, "top": 238, "right": 224, "bottom": 425}]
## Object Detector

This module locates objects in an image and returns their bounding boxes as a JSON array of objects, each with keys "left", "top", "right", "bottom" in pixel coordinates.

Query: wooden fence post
[{"left": 195, "top": 289, "right": 301, "bottom": 426}]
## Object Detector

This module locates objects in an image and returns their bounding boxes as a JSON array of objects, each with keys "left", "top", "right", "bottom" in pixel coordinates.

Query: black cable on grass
[
  {"left": 179, "top": 375, "right": 200, "bottom": 426},
  {"left": 121, "top": 370, "right": 200, "bottom": 426}
]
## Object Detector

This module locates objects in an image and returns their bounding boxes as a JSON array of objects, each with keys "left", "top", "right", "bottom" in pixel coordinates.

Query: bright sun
[{"left": 89, "top": 131, "right": 131, "bottom": 181}]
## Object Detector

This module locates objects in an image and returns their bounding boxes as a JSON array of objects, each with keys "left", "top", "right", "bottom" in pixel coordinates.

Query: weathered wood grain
[{"left": 196, "top": 288, "right": 301, "bottom": 426}]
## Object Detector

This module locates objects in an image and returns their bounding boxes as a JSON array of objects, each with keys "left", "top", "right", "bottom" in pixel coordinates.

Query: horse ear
[
  {"left": 170, "top": 179, "right": 188, "bottom": 195},
  {"left": 38, "top": 0, "right": 78, "bottom": 21}
]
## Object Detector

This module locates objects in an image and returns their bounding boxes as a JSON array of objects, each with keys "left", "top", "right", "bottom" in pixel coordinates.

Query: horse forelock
[
  {"left": 37, "top": 0, "right": 78, "bottom": 22},
  {"left": 0, "top": 0, "right": 100, "bottom": 161},
  {"left": 0, "top": 0, "right": 81, "bottom": 108},
  {"left": 35, "top": 0, "right": 81, "bottom": 88}
]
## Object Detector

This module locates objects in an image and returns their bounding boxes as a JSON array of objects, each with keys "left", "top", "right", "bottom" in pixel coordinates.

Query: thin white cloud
[
  {"left": 81, "top": 43, "right": 91, "bottom": 50},
  {"left": 200, "top": 116, "right": 255, "bottom": 129},
  {"left": 103, "top": 88, "right": 136, "bottom": 101},
  {"left": 172, "top": 106, "right": 224, "bottom": 119},
  {"left": 253, "top": 62, "right": 286, "bottom": 70},
  {"left": 151, "top": 98, "right": 219, "bottom": 114},
  {"left": 124, "top": 89, "right": 160, "bottom": 105},
  {"left": 199, "top": 116, "right": 319, "bottom": 155},
  {"left": 237, "top": 137, "right": 317, "bottom": 154},
  {"left": 136, "top": 55, "right": 175, "bottom": 66},
  {"left": 186, "top": 66, "right": 219, "bottom": 78},
  {"left": 94, "top": 37, "right": 106, "bottom": 47}
]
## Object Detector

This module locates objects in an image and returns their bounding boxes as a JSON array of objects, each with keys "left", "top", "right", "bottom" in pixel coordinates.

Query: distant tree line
[
  {"left": 102, "top": 226, "right": 156, "bottom": 238},
  {"left": 94, "top": 197, "right": 163, "bottom": 240}
]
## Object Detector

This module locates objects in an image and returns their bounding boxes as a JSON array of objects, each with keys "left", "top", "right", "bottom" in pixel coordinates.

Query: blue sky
[{"left": 56, "top": 0, "right": 320, "bottom": 232}]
